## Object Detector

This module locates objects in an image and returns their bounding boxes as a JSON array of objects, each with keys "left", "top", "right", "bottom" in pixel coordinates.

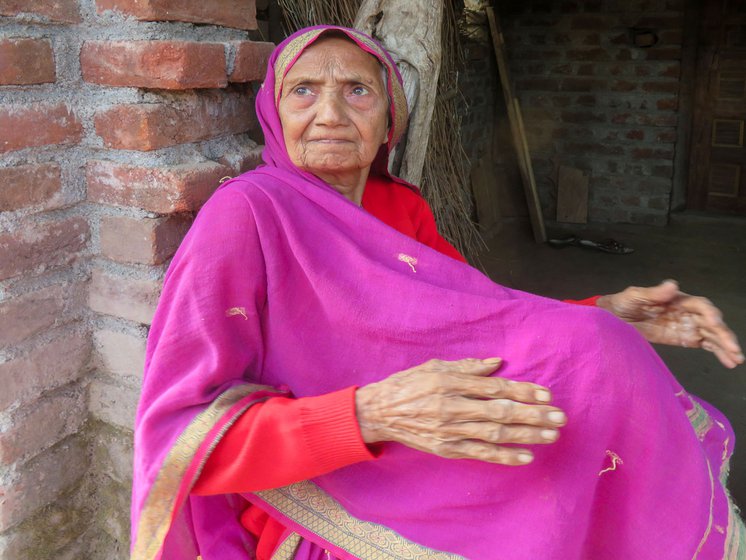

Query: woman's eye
[
  {"left": 351, "top": 86, "right": 369, "bottom": 95},
  {"left": 293, "top": 86, "right": 311, "bottom": 95}
]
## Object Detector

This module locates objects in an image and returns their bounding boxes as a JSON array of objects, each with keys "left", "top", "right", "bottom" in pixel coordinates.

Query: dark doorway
[{"left": 688, "top": 0, "right": 746, "bottom": 214}]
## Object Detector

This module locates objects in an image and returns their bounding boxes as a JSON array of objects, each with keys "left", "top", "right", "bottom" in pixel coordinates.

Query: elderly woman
[{"left": 131, "top": 26, "right": 745, "bottom": 560}]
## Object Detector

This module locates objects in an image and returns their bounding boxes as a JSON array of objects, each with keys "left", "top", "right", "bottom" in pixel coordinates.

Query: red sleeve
[
  {"left": 563, "top": 296, "right": 601, "bottom": 306},
  {"left": 192, "top": 386, "right": 376, "bottom": 495},
  {"left": 413, "top": 197, "right": 467, "bottom": 263}
]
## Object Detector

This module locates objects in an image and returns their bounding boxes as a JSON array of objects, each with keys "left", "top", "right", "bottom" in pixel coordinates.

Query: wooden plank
[
  {"left": 513, "top": 98, "right": 547, "bottom": 241},
  {"left": 486, "top": 6, "right": 546, "bottom": 242},
  {"left": 556, "top": 166, "right": 589, "bottom": 223},
  {"left": 470, "top": 157, "right": 502, "bottom": 234}
]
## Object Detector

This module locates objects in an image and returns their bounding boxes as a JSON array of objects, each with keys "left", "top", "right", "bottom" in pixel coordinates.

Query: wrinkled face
[{"left": 277, "top": 36, "right": 390, "bottom": 181}]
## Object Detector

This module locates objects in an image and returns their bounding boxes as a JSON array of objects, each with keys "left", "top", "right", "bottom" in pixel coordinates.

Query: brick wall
[
  {"left": 0, "top": 1, "right": 272, "bottom": 557},
  {"left": 465, "top": 0, "right": 685, "bottom": 225}
]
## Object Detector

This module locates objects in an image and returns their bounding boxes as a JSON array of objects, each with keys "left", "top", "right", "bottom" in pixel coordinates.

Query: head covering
[
  {"left": 130, "top": 26, "right": 743, "bottom": 560},
  {"left": 256, "top": 25, "right": 410, "bottom": 183}
]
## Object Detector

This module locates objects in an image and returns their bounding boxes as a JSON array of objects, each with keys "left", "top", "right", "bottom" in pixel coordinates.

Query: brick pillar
[
  {"left": 0, "top": 1, "right": 273, "bottom": 557},
  {"left": 0, "top": 3, "right": 91, "bottom": 557}
]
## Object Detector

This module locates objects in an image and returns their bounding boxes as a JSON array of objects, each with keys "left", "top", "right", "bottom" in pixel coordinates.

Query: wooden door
[{"left": 688, "top": 0, "right": 746, "bottom": 214}]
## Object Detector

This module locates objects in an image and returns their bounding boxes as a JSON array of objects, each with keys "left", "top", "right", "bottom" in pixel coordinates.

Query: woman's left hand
[{"left": 597, "top": 280, "right": 744, "bottom": 368}]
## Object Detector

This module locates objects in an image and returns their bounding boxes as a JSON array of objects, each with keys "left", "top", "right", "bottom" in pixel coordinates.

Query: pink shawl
[{"left": 131, "top": 26, "right": 744, "bottom": 560}]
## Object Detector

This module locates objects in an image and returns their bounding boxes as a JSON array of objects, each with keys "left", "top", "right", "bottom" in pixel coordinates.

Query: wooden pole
[
  {"left": 486, "top": 6, "right": 546, "bottom": 243},
  {"left": 354, "top": 0, "right": 443, "bottom": 186}
]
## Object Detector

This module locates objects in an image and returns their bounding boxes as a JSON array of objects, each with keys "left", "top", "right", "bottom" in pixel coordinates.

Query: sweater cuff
[
  {"left": 300, "top": 386, "right": 378, "bottom": 473},
  {"left": 563, "top": 295, "right": 601, "bottom": 307}
]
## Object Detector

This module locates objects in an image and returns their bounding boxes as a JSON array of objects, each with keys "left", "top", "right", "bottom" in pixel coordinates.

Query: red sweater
[{"left": 191, "top": 176, "right": 597, "bottom": 557}]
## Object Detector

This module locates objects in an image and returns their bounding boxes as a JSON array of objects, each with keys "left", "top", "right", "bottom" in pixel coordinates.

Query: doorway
[{"left": 688, "top": 0, "right": 746, "bottom": 214}]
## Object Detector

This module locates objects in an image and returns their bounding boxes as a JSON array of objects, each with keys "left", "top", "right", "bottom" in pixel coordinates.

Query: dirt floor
[{"left": 476, "top": 211, "right": 746, "bottom": 509}]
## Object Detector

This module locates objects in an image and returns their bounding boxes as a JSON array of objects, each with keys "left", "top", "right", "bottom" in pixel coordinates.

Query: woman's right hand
[{"left": 355, "top": 358, "right": 567, "bottom": 465}]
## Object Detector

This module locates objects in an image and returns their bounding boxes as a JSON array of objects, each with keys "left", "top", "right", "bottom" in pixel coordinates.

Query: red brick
[
  {"left": 656, "top": 130, "right": 677, "bottom": 143},
  {"left": 94, "top": 91, "right": 253, "bottom": 150},
  {"left": 621, "top": 195, "right": 641, "bottom": 206},
  {"left": 0, "top": 163, "right": 62, "bottom": 211},
  {"left": 635, "top": 66, "right": 652, "bottom": 77},
  {"left": 570, "top": 15, "right": 610, "bottom": 29},
  {"left": 560, "top": 77, "right": 602, "bottom": 92},
  {"left": 642, "top": 81, "right": 680, "bottom": 94},
  {"left": 0, "top": 103, "right": 82, "bottom": 153},
  {"left": 566, "top": 48, "right": 607, "bottom": 61},
  {"left": 0, "top": 332, "right": 90, "bottom": 410},
  {"left": 660, "top": 63, "right": 681, "bottom": 78},
  {"left": 511, "top": 49, "right": 562, "bottom": 61},
  {"left": 100, "top": 215, "right": 192, "bottom": 265},
  {"left": 0, "top": 0, "right": 81, "bottom": 23},
  {"left": 516, "top": 77, "right": 560, "bottom": 91},
  {"left": 631, "top": 147, "right": 675, "bottom": 159},
  {"left": 89, "top": 379, "right": 139, "bottom": 429},
  {"left": 612, "top": 112, "right": 678, "bottom": 126},
  {"left": 0, "top": 39, "right": 55, "bottom": 85},
  {"left": 86, "top": 160, "right": 230, "bottom": 213},
  {"left": 611, "top": 80, "right": 637, "bottom": 92},
  {"left": 644, "top": 48, "right": 682, "bottom": 61},
  {"left": 615, "top": 49, "right": 633, "bottom": 61},
  {"left": 603, "top": 130, "right": 620, "bottom": 141},
  {"left": 563, "top": 142, "right": 624, "bottom": 156},
  {"left": 561, "top": 111, "right": 606, "bottom": 124},
  {"left": 89, "top": 268, "right": 161, "bottom": 325},
  {"left": 0, "top": 286, "right": 64, "bottom": 348},
  {"left": 96, "top": 0, "right": 257, "bottom": 30},
  {"left": 575, "top": 94, "right": 596, "bottom": 107},
  {"left": 647, "top": 196, "right": 670, "bottom": 210},
  {"left": 217, "top": 141, "right": 264, "bottom": 174},
  {"left": 94, "top": 329, "right": 146, "bottom": 386},
  {"left": 657, "top": 97, "right": 679, "bottom": 111},
  {"left": 635, "top": 15, "right": 682, "bottom": 29},
  {"left": 653, "top": 164, "right": 674, "bottom": 178},
  {"left": 0, "top": 390, "right": 86, "bottom": 465},
  {"left": 229, "top": 41, "right": 274, "bottom": 82},
  {"left": 659, "top": 29, "right": 684, "bottom": 45},
  {"left": 81, "top": 40, "right": 226, "bottom": 89},
  {"left": 626, "top": 129, "right": 645, "bottom": 140},
  {"left": 0, "top": 437, "right": 87, "bottom": 532},
  {"left": 582, "top": 33, "right": 601, "bottom": 46},
  {"left": 0, "top": 217, "right": 89, "bottom": 281}
]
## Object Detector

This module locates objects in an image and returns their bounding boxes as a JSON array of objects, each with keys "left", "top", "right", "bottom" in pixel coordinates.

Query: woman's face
[{"left": 277, "top": 37, "right": 390, "bottom": 185}]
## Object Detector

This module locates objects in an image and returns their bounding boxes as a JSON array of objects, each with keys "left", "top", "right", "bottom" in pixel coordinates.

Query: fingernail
[
  {"left": 541, "top": 429, "right": 558, "bottom": 442},
  {"left": 517, "top": 452, "right": 533, "bottom": 464},
  {"left": 535, "top": 389, "right": 551, "bottom": 403},
  {"left": 548, "top": 411, "right": 566, "bottom": 424},
  {"left": 482, "top": 357, "right": 502, "bottom": 366}
]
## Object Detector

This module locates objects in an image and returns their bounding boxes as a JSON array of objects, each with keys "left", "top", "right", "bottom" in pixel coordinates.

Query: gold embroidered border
[
  {"left": 725, "top": 503, "right": 746, "bottom": 559},
  {"left": 272, "top": 28, "right": 409, "bottom": 147},
  {"left": 256, "top": 480, "right": 464, "bottom": 560},
  {"left": 132, "top": 383, "right": 278, "bottom": 560},
  {"left": 271, "top": 532, "right": 302, "bottom": 560},
  {"left": 686, "top": 398, "right": 714, "bottom": 441},
  {"left": 692, "top": 460, "right": 716, "bottom": 559}
]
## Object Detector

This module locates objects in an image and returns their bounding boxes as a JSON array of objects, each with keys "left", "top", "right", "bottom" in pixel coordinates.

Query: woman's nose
[{"left": 315, "top": 92, "right": 348, "bottom": 126}]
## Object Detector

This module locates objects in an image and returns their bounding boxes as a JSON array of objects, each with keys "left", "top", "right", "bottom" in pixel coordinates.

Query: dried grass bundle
[{"left": 278, "top": 0, "right": 359, "bottom": 29}]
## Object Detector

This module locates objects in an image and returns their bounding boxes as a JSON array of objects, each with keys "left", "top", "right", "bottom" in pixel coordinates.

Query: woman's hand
[
  {"left": 597, "top": 280, "right": 744, "bottom": 369},
  {"left": 355, "top": 358, "right": 566, "bottom": 465}
]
